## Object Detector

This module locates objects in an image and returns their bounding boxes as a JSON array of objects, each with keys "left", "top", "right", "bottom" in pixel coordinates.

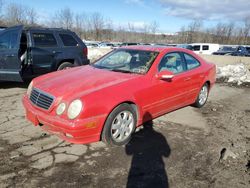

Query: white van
[{"left": 190, "top": 43, "right": 220, "bottom": 55}]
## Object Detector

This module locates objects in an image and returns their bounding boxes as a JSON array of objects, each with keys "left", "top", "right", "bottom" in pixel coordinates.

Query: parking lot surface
[{"left": 0, "top": 82, "right": 249, "bottom": 187}]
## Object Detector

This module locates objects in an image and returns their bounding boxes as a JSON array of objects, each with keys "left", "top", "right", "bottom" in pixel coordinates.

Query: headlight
[
  {"left": 56, "top": 103, "right": 66, "bottom": 115},
  {"left": 27, "top": 81, "right": 33, "bottom": 97},
  {"left": 67, "top": 99, "right": 82, "bottom": 119}
]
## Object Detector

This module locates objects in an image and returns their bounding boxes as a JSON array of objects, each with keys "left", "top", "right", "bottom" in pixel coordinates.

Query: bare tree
[
  {"left": 0, "top": 0, "right": 5, "bottom": 26},
  {"left": 213, "top": 22, "right": 234, "bottom": 44},
  {"left": 91, "top": 12, "right": 104, "bottom": 41},
  {"left": 26, "top": 7, "right": 37, "bottom": 26},
  {"left": 53, "top": 7, "right": 73, "bottom": 29},
  {"left": 142, "top": 23, "right": 150, "bottom": 43},
  {"left": 127, "top": 22, "right": 135, "bottom": 32},
  {"left": 226, "top": 22, "right": 234, "bottom": 43},
  {"left": 74, "top": 13, "right": 87, "bottom": 39},
  {"left": 1, "top": 1, "right": 249, "bottom": 45},
  {"left": 149, "top": 21, "right": 159, "bottom": 34},
  {"left": 104, "top": 18, "right": 114, "bottom": 41},
  {"left": 187, "top": 19, "right": 203, "bottom": 43},
  {"left": 126, "top": 22, "right": 138, "bottom": 42},
  {"left": 204, "top": 28, "right": 213, "bottom": 43},
  {"left": 149, "top": 21, "right": 159, "bottom": 42},
  {"left": 5, "top": 3, "right": 26, "bottom": 25},
  {"left": 178, "top": 26, "right": 187, "bottom": 43},
  {"left": 243, "top": 17, "right": 250, "bottom": 44}
]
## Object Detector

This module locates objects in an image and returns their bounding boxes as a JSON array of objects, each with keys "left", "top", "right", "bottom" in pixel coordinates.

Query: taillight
[{"left": 83, "top": 47, "right": 88, "bottom": 57}]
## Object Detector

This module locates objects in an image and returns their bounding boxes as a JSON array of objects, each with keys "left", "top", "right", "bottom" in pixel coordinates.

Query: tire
[
  {"left": 193, "top": 83, "right": 209, "bottom": 108},
  {"left": 57, "top": 62, "right": 74, "bottom": 71},
  {"left": 101, "top": 104, "right": 137, "bottom": 146}
]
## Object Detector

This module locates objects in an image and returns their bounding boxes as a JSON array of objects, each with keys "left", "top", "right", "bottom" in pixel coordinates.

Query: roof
[
  {"left": 6, "top": 24, "right": 70, "bottom": 32},
  {"left": 24, "top": 26, "right": 70, "bottom": 32},
  {"left": 120, "top": 45, "right": 174, "bottom": 52},
  {"left": 190, "top": 43, "right": 219, "bottom": 45}
]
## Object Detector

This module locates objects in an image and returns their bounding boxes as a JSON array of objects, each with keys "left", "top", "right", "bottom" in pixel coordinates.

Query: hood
[{"left": 34, "top": 65, "right": 140, "bottom": 99}]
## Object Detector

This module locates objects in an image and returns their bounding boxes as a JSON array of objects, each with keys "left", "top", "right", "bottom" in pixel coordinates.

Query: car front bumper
[{"left": 22, "top": 95, "right": 106, "bottom": 144}]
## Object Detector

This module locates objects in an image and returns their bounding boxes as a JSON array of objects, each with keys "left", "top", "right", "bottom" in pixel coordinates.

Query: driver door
[
  {"left": 145, "top": 52, "right": 191, "bottom": 117},
  {"left": 0, "top": 25, "right": 23, "bottom": 81}
]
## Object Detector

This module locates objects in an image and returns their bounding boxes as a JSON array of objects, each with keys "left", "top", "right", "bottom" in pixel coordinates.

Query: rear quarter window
[
  {"left": 184, "top": 53, "right": 200, "bottom": 70},
  {"left": 32, "top": 33, "right": 57, "bottom": 47},
  {"left": 59, "top": 34, "right": 78, "bottom": 46}
]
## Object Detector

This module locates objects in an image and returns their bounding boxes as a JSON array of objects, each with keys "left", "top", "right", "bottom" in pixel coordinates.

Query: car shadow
[
  {"left": 0, "top": 81, "right": 30, "bottom": 89},
  {"left": 125, "top": 113, "right": 171, "bottom": 188}
]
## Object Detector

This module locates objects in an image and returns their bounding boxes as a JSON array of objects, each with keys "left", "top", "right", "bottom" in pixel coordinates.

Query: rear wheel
[
  {"left": 101, "top": 104, "right": 137, "bottom": 146},
  {"left": 57, "top": 62, "right": 74, "bottom": 71},
  {"left": 193, "top": 83, "right": 209, "bottom": 108}
]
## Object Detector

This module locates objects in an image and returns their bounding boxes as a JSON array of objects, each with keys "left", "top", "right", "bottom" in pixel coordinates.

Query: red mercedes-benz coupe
[{"left": 23, "top": 46, "right": 216, "bottom": 146}]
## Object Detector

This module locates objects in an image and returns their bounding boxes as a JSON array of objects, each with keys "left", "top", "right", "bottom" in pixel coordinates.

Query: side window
[
  {"left": 202, "top": 45, "right": 209, "bottom": 50},
  {"left": 59, "top": 34, "right": 78, "bottom": 46},
  {"left": 0, "top": 32, "right": 10, "bottom": 49},
  {"left": 0, "top": 30, "right": 18, "bottom": 49},
  {"left": 32, "top": 33, "right": 57, "bottom": 47},
  {"left": 193, "top": 45, "right": 200, "bottom": 51},
  {"left": 246, "top": 47, "right": 250, "bottom": 53},
  {"left": 158, "top": 52, "right": 185, "bottom": 74},
  {"left": 184, "top": 53, "right": 200, "bottom": 70}
]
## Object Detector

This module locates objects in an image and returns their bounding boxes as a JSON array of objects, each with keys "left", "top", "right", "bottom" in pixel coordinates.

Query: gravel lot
[{"left": 0, "top": 81, "right": 249, "bottom": 187}]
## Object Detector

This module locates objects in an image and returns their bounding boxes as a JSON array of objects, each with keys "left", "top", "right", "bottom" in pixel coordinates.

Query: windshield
[{"left": 92, "top": 49, "right": 159, "bottom": 74}]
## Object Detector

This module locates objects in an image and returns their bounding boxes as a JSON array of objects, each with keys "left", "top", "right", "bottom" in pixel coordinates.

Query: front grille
[{"left": 30, "top": 88, "right": 54, "bottom": 110}]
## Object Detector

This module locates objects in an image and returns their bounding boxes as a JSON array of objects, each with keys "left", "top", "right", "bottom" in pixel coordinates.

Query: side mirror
[{"left": 156, "top": 70, "right": 174, "bottom": 80}]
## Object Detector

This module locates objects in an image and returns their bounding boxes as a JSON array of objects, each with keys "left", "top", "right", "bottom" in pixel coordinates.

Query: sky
[{"left": 7, "top": 0, "right": 250, "bottom": 33}]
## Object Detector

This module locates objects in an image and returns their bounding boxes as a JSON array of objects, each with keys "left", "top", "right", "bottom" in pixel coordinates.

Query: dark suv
[
  {"left": 0, "top": 25, "right": 89, "bottom": 82},
  {"left": 213, "top": 46, "right": 250, "bottom": 56}
]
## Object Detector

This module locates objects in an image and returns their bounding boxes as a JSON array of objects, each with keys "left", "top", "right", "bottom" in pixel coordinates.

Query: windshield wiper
[
  {"left": 111, "top": 69, "right": 133, "bottom": 73},
  {"left": 91, "top": 64, "right": 111, "bottom": 69},
  {"left": 92, "top": 65, "right": 136, "bottom": 74}
]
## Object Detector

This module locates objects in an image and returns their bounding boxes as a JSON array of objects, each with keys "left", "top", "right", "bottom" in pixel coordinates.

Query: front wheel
[
  {"left": 101, "top": 104, "right": 137, "bottom": 146},
  {"left": 193, "top": 83, "right": 209, "bottom": 108}
]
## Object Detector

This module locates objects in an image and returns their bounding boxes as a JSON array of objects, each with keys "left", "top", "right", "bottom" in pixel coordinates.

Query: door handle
[{"left": 184, "top": 77, "right": 191, "bottom": 81}]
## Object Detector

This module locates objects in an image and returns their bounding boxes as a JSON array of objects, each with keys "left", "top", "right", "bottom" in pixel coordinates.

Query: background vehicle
[
  {"left": 98, "top": 42, "right": 115, "bottom": 48},
  {"left": 176, "top": 44, "right": 193, "bottom": 50},
  {"left": 191, "top": 43, "right": 220, "bottom": 55},
  {"left": 85, "top": 42, "right": 99, "bottom": 48},
  {"left": 213, "top": 46, "right": 250, "bottom": 56},
  {"left": 120, "top": 42, "right": 139, "bottom": 46},
  {"left": 0, "top": 25, "right": 89, "bottom": 82},
  {"left": 212, "top": 46, "right": 237, "bottom": 55},
  {"left": 230, "top": 46, "right": 250, "bottom": 56},
  {"left": 23, "top": 46, "right": 216, "bottom": 146}
]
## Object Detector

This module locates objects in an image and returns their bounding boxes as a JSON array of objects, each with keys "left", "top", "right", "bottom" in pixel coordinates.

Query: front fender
[{"left": 78, "top": 89, "right": 143, "bottom": 126}]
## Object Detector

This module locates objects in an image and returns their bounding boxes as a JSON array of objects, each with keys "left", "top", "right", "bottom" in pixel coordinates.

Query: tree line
[{"left": 0, "top": 1, "right": 249, "bottom": 45}]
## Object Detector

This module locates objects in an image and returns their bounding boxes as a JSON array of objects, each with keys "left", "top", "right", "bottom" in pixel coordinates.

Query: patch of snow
[
  {"left": 217, "top": 64, "right": 250, "bottom": 85},
  {"left": 88, "top": 49, "right": 109, "bottom": 62}
]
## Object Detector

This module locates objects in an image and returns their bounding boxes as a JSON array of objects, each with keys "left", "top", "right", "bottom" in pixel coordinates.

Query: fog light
[
  {"left": 65, "top": 133, "right": 73, "bottom": 138},
  {"left": 56, "top": 103, "right": 66, "bottom": 115}
]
